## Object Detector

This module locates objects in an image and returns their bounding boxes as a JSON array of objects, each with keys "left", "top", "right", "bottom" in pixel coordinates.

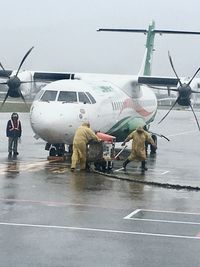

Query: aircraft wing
[
  {"left": 138, "top": 76, "right": 178, "bottom": 88},
  {"left": 0, "top": 69, "right": 75, "bottom": 82}
]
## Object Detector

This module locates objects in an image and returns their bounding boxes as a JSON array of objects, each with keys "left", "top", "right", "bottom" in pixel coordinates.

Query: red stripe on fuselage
[{"left": 119, "top": 98, "right": 153, "bottom": 117}]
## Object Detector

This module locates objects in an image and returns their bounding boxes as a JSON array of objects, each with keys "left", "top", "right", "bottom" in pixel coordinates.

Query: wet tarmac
[{"left": 0, "top": 110, "right": 200, "bottom": 267}]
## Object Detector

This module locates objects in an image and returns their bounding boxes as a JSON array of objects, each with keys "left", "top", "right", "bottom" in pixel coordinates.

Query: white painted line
[
  {"left": 124, "top": 209, "right": 200, "bottom": 224},
  {"left": 161, "top": 171, "right": 170, "bottom": 175},
  {"left": 0, "top": 221, "right": 199, "bottom": 240},
  {"left": 128, "top": 218, "right": 200, "bottom": 225},
  {"left": 141, "top": 209, "right": 200, "bottom": 216},
  {"left": 124, "top": 209, "right": 141, "bottom": 219}
]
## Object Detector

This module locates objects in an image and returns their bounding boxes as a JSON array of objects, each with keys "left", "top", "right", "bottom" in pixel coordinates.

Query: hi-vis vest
[{"left": 10, "top": 119, "right": 20, "bottom": 131}]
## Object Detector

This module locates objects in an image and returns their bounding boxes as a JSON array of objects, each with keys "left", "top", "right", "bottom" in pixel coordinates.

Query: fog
[{"left": 1, "top": 0, "right": 200, "bottom": 77}]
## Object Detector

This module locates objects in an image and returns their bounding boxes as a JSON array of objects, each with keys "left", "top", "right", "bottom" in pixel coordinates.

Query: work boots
[
  {"left": 141, "top": 161, "right": 148, "bottom": 171},
  {"left": 123, "top": 159, "right": 130, "bottom": 171}
]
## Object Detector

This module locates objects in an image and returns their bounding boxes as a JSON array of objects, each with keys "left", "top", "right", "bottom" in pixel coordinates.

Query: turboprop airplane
[{"left": 29, "top": 21, "right": 200, "bottom": 157}]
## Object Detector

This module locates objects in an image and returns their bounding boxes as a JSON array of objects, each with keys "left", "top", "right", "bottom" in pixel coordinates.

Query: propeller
[
  {"left": 158, "top": 51, "right": 200, "bottom": 130},
  {"left": 0, "top": 46, "right": 34, "bottom": 109}
]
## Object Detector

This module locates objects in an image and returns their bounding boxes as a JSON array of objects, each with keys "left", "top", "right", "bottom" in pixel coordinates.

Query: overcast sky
[{"left": 1, "top": 0, "right": 200, "bottom": 77}]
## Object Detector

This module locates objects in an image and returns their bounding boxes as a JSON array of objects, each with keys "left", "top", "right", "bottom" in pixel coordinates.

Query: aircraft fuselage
[{"left": 30, "top": 78, "right": 157, "bottom": 145}]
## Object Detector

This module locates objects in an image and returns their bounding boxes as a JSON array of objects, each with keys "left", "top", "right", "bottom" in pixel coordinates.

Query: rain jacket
[
  {"left": 71, "top": 122, "right": 100, "bottom": 170},
  {"left": 73, "top": 123, "right": 99, "bottom": 146},
  {"left": 126, "top": 128, "right": 155, "bottom": 161}
]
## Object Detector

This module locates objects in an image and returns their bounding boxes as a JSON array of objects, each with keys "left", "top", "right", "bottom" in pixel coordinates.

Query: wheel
[
  {"left": 54, "top": 144, "right": 65, "bottom": 156},
  {"left": 49, "top": 148, "right": 56, "bottom": 156},
  {"left": 150, "top": 135, "right": 157, "bottom": 154},
  {"left": 57, "top": 148, "right": 64, "bottom": 157}
]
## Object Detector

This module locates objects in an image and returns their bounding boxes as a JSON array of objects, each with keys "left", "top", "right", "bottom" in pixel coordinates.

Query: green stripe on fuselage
[
  {"left": 107, "top": 117, "right": 146, "bottom": 141},
  {"left": 107, "top": 111, "right": 157, "bottom": 142}
]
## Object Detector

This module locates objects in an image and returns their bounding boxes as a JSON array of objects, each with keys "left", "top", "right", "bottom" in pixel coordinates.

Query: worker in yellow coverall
[
  {"left": 71, "top": 122, "right": 100, "bottom": 171},
  {"left": 121, "top": 126, "right": 157, "bottom": 171}
]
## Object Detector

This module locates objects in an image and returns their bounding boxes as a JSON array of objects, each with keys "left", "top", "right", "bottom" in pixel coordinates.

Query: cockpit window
[
  {"left": 40, "top": 90, "right": 57, "bottom": 101},
  {"left": 78, "top": 92, "right": 91, "bottom": 104},
  {"left": 58, "top": 91, "right": 77, "bottom": 103},
  {"left": 86, "top": 92, "right": 96, "bottom": 104}
]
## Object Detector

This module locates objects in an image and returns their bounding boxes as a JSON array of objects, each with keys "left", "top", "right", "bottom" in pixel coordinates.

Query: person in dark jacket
[{"left": 6, "top": 113, "right": 22, "bottom": 157}]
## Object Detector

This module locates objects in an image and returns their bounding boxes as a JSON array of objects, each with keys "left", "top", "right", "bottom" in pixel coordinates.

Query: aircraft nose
[{"left": 30, "top": 103, "right": 73, "bottom": 143}]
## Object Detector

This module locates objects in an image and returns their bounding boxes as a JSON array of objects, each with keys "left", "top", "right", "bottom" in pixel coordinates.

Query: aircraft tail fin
[
  {"left": 97, "top": 21, "right": 200, "bottom": 76},
  {"left": 139, "top": 21, "right": 155, "bottom": 76},
  {"left": 97, "top": 21, "right": 155, "bottom": 76}
]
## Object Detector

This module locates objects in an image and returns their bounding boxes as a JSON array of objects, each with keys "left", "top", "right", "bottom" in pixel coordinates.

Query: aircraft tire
[
  {"left": 49, "top": 147, "right": 56, "bottom": 157},
  {"left": 150, "top": 135, "right": 157, "bottom": 154}
]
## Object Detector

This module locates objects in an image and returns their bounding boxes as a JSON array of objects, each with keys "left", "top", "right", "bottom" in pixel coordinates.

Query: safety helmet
[{"left": 11, "top": 112, "right": 19, "bottom": 119}]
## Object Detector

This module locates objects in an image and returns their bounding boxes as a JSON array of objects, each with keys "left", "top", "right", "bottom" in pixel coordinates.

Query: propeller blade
[
  {"left": 168, "top": 51, "right": 182, "bottom": 86},
  {"left": 0, "top": 91, "right": 10, "bottom": 109},
  {"left": 191, "top": 90, "right": 200, "bottom": 93},
  {"left": 158, "top": 97, "right": 179, "bottom": 124},
  {"left": 0, "top": 81, "right": 9, "bottom": 85},
  {"left": 17, "top": 88, "right": 29, "bottom": 110},
  {"left": 16, "top": 46, "right": 34, "bottom": 77},
  {"left": 0, "top": 62, "right": 10, "bottom": 78},
  {"left": 189, "top": 103, "right": 200, "bottom": 131},
  {"left": 187, "top": 67, "right": 200, "bottom": 85}
]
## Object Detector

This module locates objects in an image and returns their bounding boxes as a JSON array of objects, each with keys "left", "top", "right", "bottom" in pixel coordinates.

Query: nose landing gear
[{"left": 45, "top": 143, "right": 66, "bottom": 157}]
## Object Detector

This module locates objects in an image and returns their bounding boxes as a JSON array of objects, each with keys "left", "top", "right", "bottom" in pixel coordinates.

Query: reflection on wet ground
[{"left": 0, "top": 111, "right": 200, "bottom": 267}]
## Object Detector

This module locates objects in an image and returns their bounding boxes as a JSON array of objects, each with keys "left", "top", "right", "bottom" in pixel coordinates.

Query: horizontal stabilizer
[
  {"left": 138, "top": 76, "right": 178, "bottom": 87},
  {"left": 97, "top": 28, "right": 200, "bottom": 35},
  {"left": 97, "top": 29, "right": 147, "bottom": 33},
  {"left": 33, "top": 72, "right": 75, "bottom": 81},
  {"left": 154, "top": 30, "right": 200, "bottom": 35}
]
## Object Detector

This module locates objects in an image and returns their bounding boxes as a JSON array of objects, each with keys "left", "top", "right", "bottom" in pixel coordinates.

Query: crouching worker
[
  {"left": 71, "top": 122, "right": 100, "bottom": 172},
  {"left": 121, "top": 126, "right": 157, "bottom": 172},
  {"left": 6, "top": 113, "right": 22, "bottom": 158}
]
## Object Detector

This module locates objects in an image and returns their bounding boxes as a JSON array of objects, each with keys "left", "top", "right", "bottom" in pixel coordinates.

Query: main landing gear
[
  {"left": 145, "top": 134, "right": 157, "bottom": 155},
  {"left": 45, "top": 143, "right": 66, "bottom": 157}
]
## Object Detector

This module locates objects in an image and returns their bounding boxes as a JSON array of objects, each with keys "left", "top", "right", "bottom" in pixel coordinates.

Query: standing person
[
  {"left": 6, "top": 113, "right": 22, "bottom": 157},
  {"left": 121, "top": 126, "right": 157, "bottom": 172},
  {"left": 71, "top": 121, "right": 100, "bottom": 171}
]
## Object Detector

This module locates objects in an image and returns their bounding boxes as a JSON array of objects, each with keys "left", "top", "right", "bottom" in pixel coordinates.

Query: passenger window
[
  {"left": 86, "top": 92, "right": 96, "bottom": 104},
  {"left": 58, "top": 91, "right": 77, "bottom": 103},
  {"left": 40, "top": 90, "right": 57, "bottom": 101},
  {"left": 78, "top": 92, "right": 91, "bottom": 104}
]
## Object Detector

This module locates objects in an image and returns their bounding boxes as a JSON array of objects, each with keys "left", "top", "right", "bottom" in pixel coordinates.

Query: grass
[{"left": 0, "top": 101, "right": 32, "bottom": 112}]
